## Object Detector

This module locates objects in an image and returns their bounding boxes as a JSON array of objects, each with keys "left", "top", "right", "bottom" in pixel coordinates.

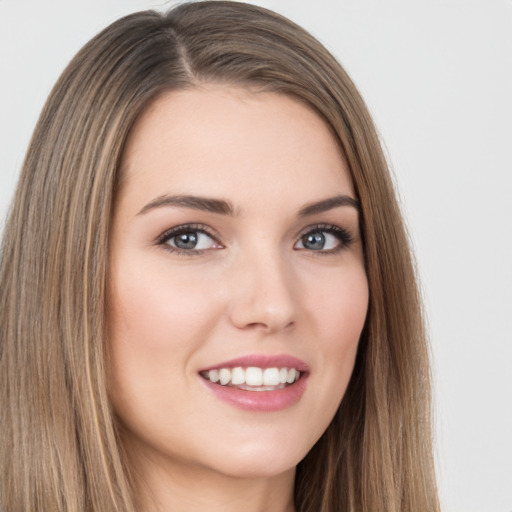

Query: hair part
[{"left": 0, "top": 2, "right": 439, "bottom": 511}]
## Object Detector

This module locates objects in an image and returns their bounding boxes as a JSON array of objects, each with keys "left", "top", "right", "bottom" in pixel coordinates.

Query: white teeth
[
  {"left": 231, "top": 367, "right": 245, "bottom": 385},
  {"left": 204, "top": 366, "right": 301, "bottom": 388},
  {"left": 263, "top": 367, "right": 280, "bottom": 386},
  {"left": 208, "top": 369, "right": 220, "bottom": 383},
  {"left": 245, "top": 367, "right": 263, "bottom": 386},
  {"left": 286, "top": 368, "right": 297, "bottom": 384},
  {"left": 219, "top": 368, "right": 231, "bottom": 385}
]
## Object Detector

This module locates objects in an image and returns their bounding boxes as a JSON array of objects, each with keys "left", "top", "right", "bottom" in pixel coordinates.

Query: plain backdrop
[{"left": 1, "top": 1, "right": 511, "bottom": 511}]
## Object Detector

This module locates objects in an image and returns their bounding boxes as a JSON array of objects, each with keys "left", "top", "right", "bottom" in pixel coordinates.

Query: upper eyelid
[
  {"left": 295, "top": 222, "right": 353, "bottom": 237},
  {"left": 155, "top": 223, "right": 220, "bottom": 245}
]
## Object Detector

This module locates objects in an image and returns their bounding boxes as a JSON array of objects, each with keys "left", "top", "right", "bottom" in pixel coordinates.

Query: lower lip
[{"left": 200, "top": 375, "right": 308, "bottom": 412}]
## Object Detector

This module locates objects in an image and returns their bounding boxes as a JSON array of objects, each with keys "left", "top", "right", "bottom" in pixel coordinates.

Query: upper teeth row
[{"left": 204, "top": 367, "right": 300, "bottom": 387}]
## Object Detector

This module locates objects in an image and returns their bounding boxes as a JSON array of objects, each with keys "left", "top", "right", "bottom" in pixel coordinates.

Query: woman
[{"left": 0, "top": 2, "right": 439, "bottom": 511}]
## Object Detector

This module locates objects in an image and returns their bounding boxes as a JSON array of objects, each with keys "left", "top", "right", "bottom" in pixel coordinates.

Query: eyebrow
[
  {"left": 137, "top": 193, "right": 360, "bottom": 217},
  {"left": 138, "top": 194, "right": 236, "bottom": 216},
  {"left": 298, "top": 195, "right": 361, "bottom": 216}
]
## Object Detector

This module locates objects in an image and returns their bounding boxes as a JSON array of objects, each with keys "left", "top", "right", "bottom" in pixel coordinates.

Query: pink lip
[{"left": 199, "top": 353, "right": 310, "bottom": 412}]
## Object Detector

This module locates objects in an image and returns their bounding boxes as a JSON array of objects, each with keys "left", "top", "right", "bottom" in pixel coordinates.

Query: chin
[
  {"left": 195, "top": 431, "right": 312, "bottom": 480},
  {"left": 208, "top": 454, "right": 298, "bottom": 480}
]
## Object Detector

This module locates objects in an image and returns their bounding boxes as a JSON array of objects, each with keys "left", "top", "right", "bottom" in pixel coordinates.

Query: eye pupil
[
  {"left": 302, "top": 232, "right": 325, "bottom": 250},
  {"left": 174, "top": 232, "right": 198, "bottom": 249}
]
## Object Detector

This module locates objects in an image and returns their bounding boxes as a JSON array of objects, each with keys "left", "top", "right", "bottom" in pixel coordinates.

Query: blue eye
[
  {"left": 158, "top": 225, "right": 221, "bottom": 253},
  {"left": 295, "top": 225, "right": 353, "bottom": 252}
]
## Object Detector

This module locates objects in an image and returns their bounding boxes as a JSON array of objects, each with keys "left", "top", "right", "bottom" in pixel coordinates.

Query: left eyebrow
[{"left": 298, "top": 195, "right": 361, "bottom": 217}]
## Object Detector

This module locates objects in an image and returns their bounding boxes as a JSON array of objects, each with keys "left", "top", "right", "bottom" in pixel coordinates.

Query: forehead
[{"left": 119, "top": 86, "right": 354, "bottom": 213}]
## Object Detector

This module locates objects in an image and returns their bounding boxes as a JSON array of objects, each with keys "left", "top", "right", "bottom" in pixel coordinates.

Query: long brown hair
[{"left": 0, "top": 2, "right": 439, "bottom": 511}]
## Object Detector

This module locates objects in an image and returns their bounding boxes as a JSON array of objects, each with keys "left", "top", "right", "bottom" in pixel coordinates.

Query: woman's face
[{"left": 108, "top": 86, "right": 368, "bottom": 480}]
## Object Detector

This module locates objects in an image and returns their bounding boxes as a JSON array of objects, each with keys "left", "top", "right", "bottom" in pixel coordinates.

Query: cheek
[
  {"left": 106, "top": 259, "right": 225, "bottom": 420},
  {"left": 109, "top": 260, "right": 222, "bottom": 356},
  {"left": 309, "top": 264, "right": 368, "bottom": 349},
  {"left": 304, "top": 266, "right": 368, "bottom": 406},
  {"left": 106, "top": 260, "right": 225, "bottom": 441}
]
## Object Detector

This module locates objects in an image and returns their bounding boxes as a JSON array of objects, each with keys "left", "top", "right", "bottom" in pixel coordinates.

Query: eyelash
[
  {"left": 297, "top": 223, "right": 354, "bottom": 255},
  {"left": 156, "top": 223, "right": 221, "bottom": 256},
  {"left": 156, "top": 223, "right": 354, "bottom": 256}
]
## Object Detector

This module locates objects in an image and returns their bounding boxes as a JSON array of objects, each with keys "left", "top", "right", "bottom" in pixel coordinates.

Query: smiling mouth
[{"left": 200, "top": 366, "right": 301, "bottom": 391}]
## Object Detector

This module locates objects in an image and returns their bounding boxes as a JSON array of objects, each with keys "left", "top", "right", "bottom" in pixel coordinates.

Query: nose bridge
[{"left": 228, "top": 242, "right": 297, "bottom": 332}]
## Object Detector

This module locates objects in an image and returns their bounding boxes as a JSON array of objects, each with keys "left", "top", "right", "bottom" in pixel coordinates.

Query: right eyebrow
[{"left": 137, "top": 194, "right": 237, "bottom": 216}]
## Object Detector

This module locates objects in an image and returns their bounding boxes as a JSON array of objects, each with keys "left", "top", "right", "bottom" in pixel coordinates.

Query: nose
[{"left": 228, "top": 250, "right": 298, "bottom": 334}]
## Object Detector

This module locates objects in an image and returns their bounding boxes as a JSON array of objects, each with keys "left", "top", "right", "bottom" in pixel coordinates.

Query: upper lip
[{"left": 199, "top": 353, "right": 310, "bottom": 373}]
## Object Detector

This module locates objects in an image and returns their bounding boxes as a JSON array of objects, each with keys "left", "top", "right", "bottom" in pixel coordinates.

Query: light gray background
[{"left": 1, "top": 1, "right": 511, "bottom": 510}]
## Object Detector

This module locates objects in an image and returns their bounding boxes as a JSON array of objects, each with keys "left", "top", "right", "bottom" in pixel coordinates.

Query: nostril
[{"left": 234, "top": 318, "right": 295, "bottom": 333}]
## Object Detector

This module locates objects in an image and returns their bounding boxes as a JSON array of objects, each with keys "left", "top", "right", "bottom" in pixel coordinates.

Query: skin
[{"left": 108, "top": 85, "right": 369, "bottom": 512}]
